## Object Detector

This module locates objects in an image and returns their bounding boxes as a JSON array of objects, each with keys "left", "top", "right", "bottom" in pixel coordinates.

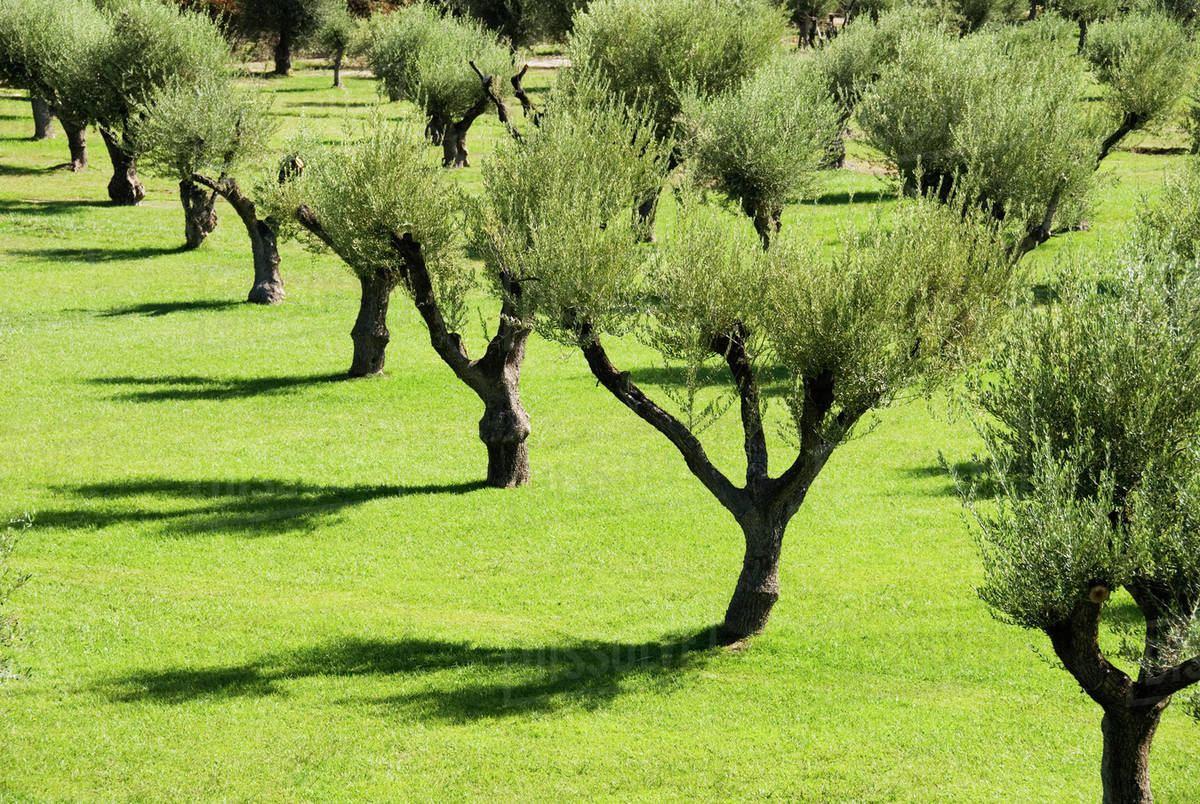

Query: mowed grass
[{"left": 0, "top": 64, "right": 1197, "bottom": 801}]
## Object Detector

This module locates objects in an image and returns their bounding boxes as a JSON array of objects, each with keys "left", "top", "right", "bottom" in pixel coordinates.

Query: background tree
[
  {"left": 966, "top": 237, "right": 1200, "bottom": 802},
  {"left": 440, "top": 0, "right": 588, "bottom": 47},
  {"left": 0, "top": 0, "right": 106, "bottom": 170},
  {"left": 680, "top": 54, "right": 840, "bottom": 248},
  {"left": 475, "top": 94, "right": 1014, "bottom": 640},
  {"left": 237, "top": 0, "right": 330, "bottom": 76},
  {"left": 782, "top": 0, "right": 838, "bottom": 47},
  {"left": 365, "top": 2, "right": 514, "bottom": 167},
  {"left": 314, "top": 3, "right": 360, "bottom": 88},
  {"left": 1048, "top": 0, "right": 1117, "bottom": 51},
  {"left": 273, "top": 119, "right": 543, "bottom": 486},
  {"left": 135, "top": 75, "right": 285, "bottom": 302},
  {"left": 71, "top": 0, "right": 232, "bottom": 206},
  {"left": 1085, "top": 11, "right": 1194, "bottom": 162}
]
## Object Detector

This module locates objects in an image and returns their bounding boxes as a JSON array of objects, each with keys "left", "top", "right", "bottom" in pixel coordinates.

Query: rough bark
[
  {"left": 743, "top": 198, "right": 782, "bottom": 250},
  {"left": 349, "top": 274, "right": 393, "bottom": 377},
  {"left": 722, "top": 514, "right": 784, "bottom": 640},
  {"left": 274, "top": 28, "right": 293, "bottom": 76},
  {"left": 1100, "top": 708, "right": 1161, "bottom": 804},
  {"left": 1077, "top": 18, "right": 1089, "bottom": 54},
  {"left": 100, "top": 128, "right": 145, "bottom": 205},
  {"left": 480, "top": 387, "right": 531, "bottom": 488},
  {"left": 31, "top": 97, "right": 55, "bottom": 140},
  {"left": 441, "top": 94, "right": 489, "bottom": 168},
  {"left": 192, "top": 173, "right": 285, "bottom": 305},
  {"left": 332, "top": 50, "right": 344, "bottom": 88},
  {"left": 62, "top": 119, "right": 87, "bottom": 171},
  {"left": 180, "top": 179, "right": 218, "bottom": 250}
]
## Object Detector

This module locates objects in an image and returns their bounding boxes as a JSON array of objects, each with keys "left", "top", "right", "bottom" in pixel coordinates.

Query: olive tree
[
  {"left": 1085, "top": 11, "right": 1193, "bottom": 162},
  {"left": 782, "top": 0, "right": 838, "bottom": 47},
  {"left": 73, "top": 0, "right": 232, "bottom": 206},
  {"left": 314, "top": 3, "right": 359, "bottom": 88},
  {"left": 680, "top": 54, "right": 840, "bottom": 248},
  {"left": 271, "top": 118, "right": 548, "bottom": 487},
  {"left": 238, "top": 0, "right": 330, "bottom": 76},
  {"left": 365, "top": 2, "right": 514, "bottom": 167},
  {"left": 440, "top": 0, "right": 587, "bottom": 46},
  {"left": 1048, "top": 0, "right": 1117, "bottom": 51},
  {"left": 966, "top": 250, "right": 1200, "bottom": 803},
  {"left": 0, "top": 0, "right": 106, "bottom": 170},
  {"left": 474, "top": 95, "right": 1014, "bottom": 640},
  {"left": 858, "top": 26, "right": 1100, "bottom": 257},
  {"left": 135, "top": 76, "right": 285, "bottom": 303}
]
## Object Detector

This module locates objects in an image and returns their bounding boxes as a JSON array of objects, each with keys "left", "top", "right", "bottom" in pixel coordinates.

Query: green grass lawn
[{"left": 0, "top": 65, "right": 1197, "bottom": 801}]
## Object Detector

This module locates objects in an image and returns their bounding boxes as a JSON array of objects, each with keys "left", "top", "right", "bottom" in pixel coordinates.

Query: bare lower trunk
[
  {"left": 721, "top": 515, "right": 784, "bottom": 642},
  {"left": 744, "top": 198, "right": 781, "bottom": 250},
  {"left": 63, "top": 120, "right": 87, "bottom": 171},
  {"left": 349, "top": 274, "right": 393, "bottom": 377},
  {"left": 247, "top": 220, "right": 284, "bottom": 305},
  {"left": 441, "top": 116, "right": 481, "bottom": 168},
  {"left": 1100, "top": 708, "right": 1160, "bottom": 804},
  {"left": 274, "top": 29, "right": 293, "bottom": 76},
  {"left": 333, "top": 51, "right": 344, "bottom": 88},
  {"left": 100, "top": 129, "right": 144, "bottom": 205},
  {"left": 31, "top": 97, "right": 55, "bottom": 140},
  {"left": 637, "top": 191, "right": 660, "bottom": 242},
  {"left": 480, "top": 384, "right": 531, "bottom": 488},
  {"left": 180, "top": 179, "right": 218, "bottom": 250},
  {"left": 1077, "top": 19, "right": 1088, "bottom": 54}
]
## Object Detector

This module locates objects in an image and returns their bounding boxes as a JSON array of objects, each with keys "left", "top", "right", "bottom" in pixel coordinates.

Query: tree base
[
  {"left": 485, "top": 441, "right": 531, "bottom": 488},
  {"left": 247, "top": 282, "right": 285, "bottom": 305}
]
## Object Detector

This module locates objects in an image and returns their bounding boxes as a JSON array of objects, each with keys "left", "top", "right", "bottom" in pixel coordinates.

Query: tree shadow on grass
[
  {"left": 98, "top": 300, "right": 243, "bottom": 317},
  {"left": 0, "top": 198, "right": 112, "bottom": 216},
  {"left": 904, "top": 459, "right": 999, "bottom": 499},
  {"left": 40, "top": 477, "right": 487, "bottom": 536},
  {"left": 100, "top": 628, "right": 725, "bottom": 720},
  {"left": 12, "top": 244, "right": 188, "bottom": 262},
  {"left": 808, "top": 188, "right": 898, "bottom": 206},
  {"left": 91, "top": 372, "right": 346, "bottom": 402}
]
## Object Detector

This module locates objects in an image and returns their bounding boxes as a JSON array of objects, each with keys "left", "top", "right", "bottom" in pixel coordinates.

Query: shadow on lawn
[
  {"left": 98, "top": 300, "right": 242, "bottom": 317},
  {"left": 808, "top": 188, "right": 898, "bottom": 206},
  {"left": 40, "top": 477, "right": 486, "bottom": 536},
  {"left": 0, "top": 198, "right": 112, "bottom": 216},
  {"left": 102, "top": 628, "right": 724, "bottom": 720},
  {"left": 904, "top": 459, "right": 999, "bottom": 499},
  {"left": 12, "top": 244, "right": 188, "bottom": 262},
  {"left": 91, "top": 372, "right": 344, "bottom": 401}
]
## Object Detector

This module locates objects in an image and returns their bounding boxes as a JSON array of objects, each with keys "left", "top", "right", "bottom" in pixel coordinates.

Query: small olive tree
[
  {"left": 1048, "top": 0, "right": 1117, "bottom": 51},
  {"left": 680, "top": 54, "right": 840, "bottom": 248},
  {"left": 1085, "top": 11, "right": 1193, "bottom": 162},
  {"left": 73, "top": 0, "right": 232, "bottom": 206},
  {"left": 238, "top": 0, "right": 331, "bottom": 76},
  {"left": 966, "top": 251, "right": 1200, "bottom": 803},
  {"left": 0, "top": 0, "right": 106, "bottom": 171},
  {"left": 859, "top": 26, "right": 1100, "bottom": 257},
  {"left": 475, "top": 95, "right": 1014, "bottom": 640},
  {"left": 365, "top": 2, "right": 514, "bottom": 167},
  {"left": 272, "top": 118, "right": 548, "bottom": 486},
  {"left": 135, "top": 76, "right": 285, "bottom": 303},
  {"left": 314, "top": 3, "right": 359, "bottom": 88}
]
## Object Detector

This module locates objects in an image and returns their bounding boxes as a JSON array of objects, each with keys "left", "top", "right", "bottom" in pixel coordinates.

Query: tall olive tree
[
  {"left": 238, "top": 0, "right": 329, "bottom": 76},
  {"left": 474, "top": 96, "right": 1014, "bottom": 640},
  {"left": 1085, "top": 11, "right": 1193, "bottom": 162},
  {"left": 966, "top": 247, "right": 1200, "bottom": 803},
  {"left": 365, "top": 2, "right": 514, "bottom": 167},
  {"left": 680, "top": 54, "right": 840, "bottom": 248},
  {"left": 271, "top": 119, "right": 545, "bottom": 486},
  {"left": 135, "top": 76, "right": 285, "bottom": 303},
  {"left": 73, "top": 0, "right": 232, "bottom": 206},
  {"left": 0, "top": 0, "right": 106, "bottom": 171}
]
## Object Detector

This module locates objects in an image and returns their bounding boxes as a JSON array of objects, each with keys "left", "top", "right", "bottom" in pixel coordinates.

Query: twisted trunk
[
  {"left": 193, "top": 173, "right": 285, "bottom": 305},
  {"left": 349, "top": 274, "right": 394, "bottom": 377},
  {"left": 480, "top": 381, "right": 531, "bottom": 488},
  {"left": 441, "top": 96, "right": 489, "bottom": 168},
  {"left": 180, "top": 179, "right": 218, "bottom": 250},
  {"left": 722, "top": 513, "right": 784, "bottom": 641},
  {"left": 31, "top": 97, "right": 55, "bottom": 140},
  {"left": 273, "top": 28, "right": 293, "bottom": 76},
  {"left": 100, "top": 128, "right": 144, "bottom": 205},
  {"left": 333, "top": 50, "right": 344, "bottom": 88},
  {"left": 63, "top": 120, "right": 87, "bottom": 171},
  {"left": 1100, "top": 708, "right": 1161, "bottom": 804},
  {"left": 743, "top": 198, "right": 781, "bottom": 250}
]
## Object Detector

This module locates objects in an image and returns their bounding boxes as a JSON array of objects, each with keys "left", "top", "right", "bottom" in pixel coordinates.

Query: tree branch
[
  {"left": 1132, "top": 655, "right": 1200, "bottom": 705},
  {"left": 712, "top": 326, "right": 768, "bottom": 489},
  {"left": 470, "top": 61, "right": 522, "bottom": 142},
  {"left": 1046, "top": 595, "right": 1134, "bottom": 709},
  {"left": 1098, "top": 112, "right": 1143, "bottom": 166},
  {"left": 511, "top": 64, "right": 540, "bottom": 124},
  {"left": 578, "top": 322, "right": 745, "bottom": 516}
]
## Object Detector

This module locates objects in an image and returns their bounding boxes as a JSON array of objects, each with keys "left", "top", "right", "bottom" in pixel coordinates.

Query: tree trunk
[
  {"left": 721, "top": 515, "right": 785, "bottom": 642},
  {"left": 349, "top": 274, "right": 393, "bottom": 377},
  {"left": 479, "top": 377, "right": 531, "bottom": 488},
  {"left": 274, "top": 28, "right": 293, "bottom": 76},
  {"left": 31, "top": 97, "right": 55, "bottom": 140},
  {"left": 180, "top": 179, "right": 218, "bottom": 250},
  {"left": 1100, "top": 708, "right": 1161, "bottom": 804},
  {"left": 744, "top": 198, "right": 781, "bottom": 250},
  {"left": 100, "top": 129, "right": 145, "bottom": 205},
  {"left": 247, "top": 220, "right": 285, "bottom": 305},
  {"left": 333, "top": 50, "right": 344, "bottom": 88},
  {"left": 63, "top": 120, "right": 87, "bottom": 171},
  {"left": 1077, "top": 19, "right": 1088, "bottom": 54},
  {"left": 636, "top": 191, "right": 660, "bottom": 242}
]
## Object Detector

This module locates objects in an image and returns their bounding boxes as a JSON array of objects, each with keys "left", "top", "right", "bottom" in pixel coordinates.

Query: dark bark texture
[
  {"left": 274, "top": 28, "right": 293, "bottom": 75},
  {"left": 191, "top": 173, "right": 285, "bottom": 305},
  {"left": 349, "top": 274, "right": 393, "bottom": 377},
  {"left": 333, "top": 50, "right": 344, "bottom": 88},
  {"left": 440, "top": 94, "right": 490, "bottom": 168},
  {"left": 1100, "top": 709, "right": 1160, "bottom": 804},
  {"left": 100, "top": 129, "right": 145, "bottom": 205},
  {"left": 62, "top": 119, "right": 87, "bottom": 171},
  {"left": 31, "top": 97, "right": 55, "bottom": 140},
  {"left": 743, "top": 197, "right": 782, "bottom": 250},
  {"left": 180, "top": 179, "right": 219, "bottom": 250}
]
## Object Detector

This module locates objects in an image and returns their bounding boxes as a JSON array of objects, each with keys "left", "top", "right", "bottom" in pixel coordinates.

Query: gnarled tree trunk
[
  {"left": 478, "top": 348, "right": 532, "bottom": 488},
  {"left": 31, "top": 97, "right": 55, "bottom": 140},
  {"left": 193, "top": 173, "right": 286, "bottom": 306},
  {"left": 349, "top": 274, "right": 394, "bottom": 377},
  {"left": 274, "top": 28, "right": 293, "bottom": 76},
  {"left": 722, "top": 513, "right": 785, "bottom": 641},
  {"left": 62, "top": 119, "right": 87, "bottom": 171},
  {"left": 100, "top": 128, "right": 145, "bottom": 205},
  {"left": 333, "top": 50, "right": 344, "bottom": 88},
  {"left": 743, "top": 198, "right": 782, "bottom": 250},
  {"left": 441, "top": 95, "right": 490, "bottom": 168},
  {"left": 180, "top": 179, "right": 218, "bottom": 250},
  {"left": 1100, "top": 708, "right": 1161, "bottom": 804}
]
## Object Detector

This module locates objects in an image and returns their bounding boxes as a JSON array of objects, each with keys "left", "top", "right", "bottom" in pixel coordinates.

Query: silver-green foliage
[
  {"left": 133, "top": 74, "right": 278, "bottom": 182},
  {"left": 277, "top": 120, "right": 469, "bottom": 327},
  {"left": 0, "top": 0, "right": 108, "bottom": 119},
  {"left": 365, "top": 2, "right": 514, "bottom": 122},
  {"left": 566, "top": 0, "right": 787, "bottom": 138},
  {"left": 1085, "top": 10, "right": 1193, "bottom": 126},
  {"left": 1136, "top": 158, "right": 1200, "bottom": 264},
  {"left": 314, "top": 2, "right": 360, "bottom": 59},
  {"left": 680, "top": 54, "right": 841, "bottom": 217}
]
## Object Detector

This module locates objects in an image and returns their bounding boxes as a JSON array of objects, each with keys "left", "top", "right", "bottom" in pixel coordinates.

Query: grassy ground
[{"left": 0, "top": 63, "right": 1197, "bottom": 801}]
